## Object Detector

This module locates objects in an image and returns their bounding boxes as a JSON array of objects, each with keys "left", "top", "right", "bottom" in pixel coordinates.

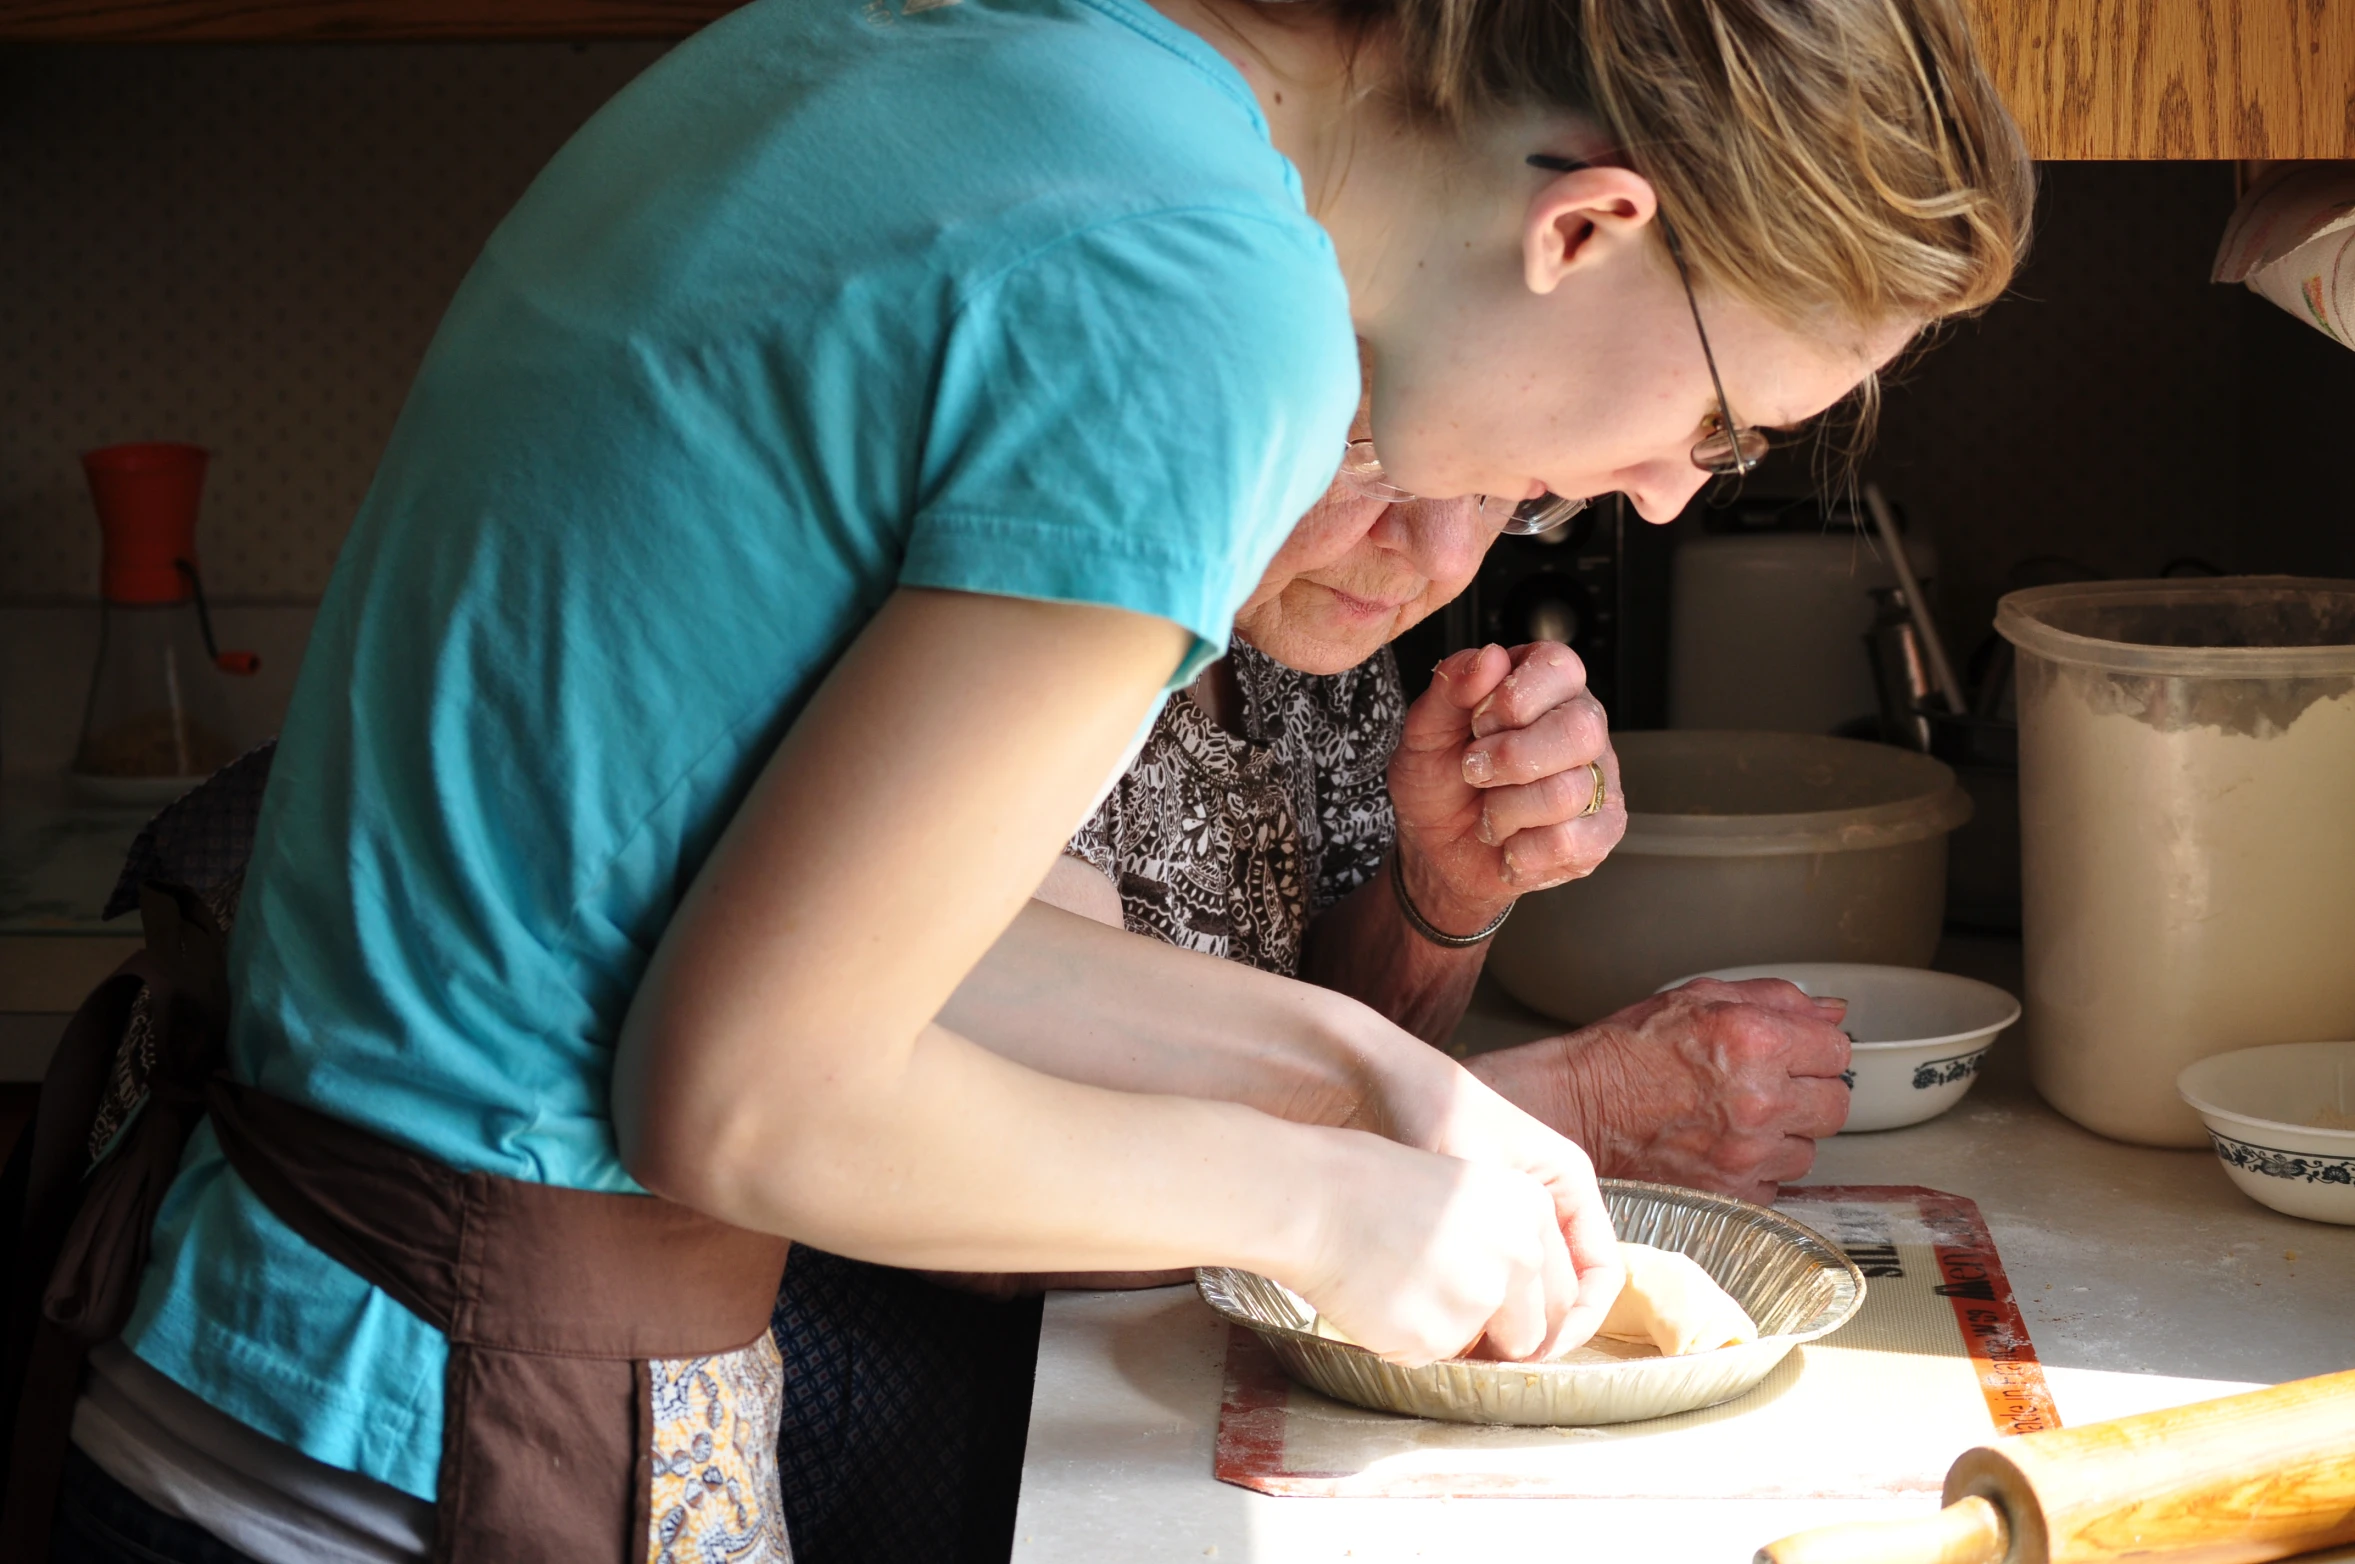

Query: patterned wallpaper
[
  {"left": 2, "top": 49, "right": 2348, "bottom": 614},
  {"left": 0, "top": 43, "right": 665, "bottom": 601}
]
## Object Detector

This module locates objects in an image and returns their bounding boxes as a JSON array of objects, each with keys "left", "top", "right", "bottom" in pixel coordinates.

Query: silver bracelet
[{"left": 1389, "top": 852, "right": 1514, "bottom": 948}]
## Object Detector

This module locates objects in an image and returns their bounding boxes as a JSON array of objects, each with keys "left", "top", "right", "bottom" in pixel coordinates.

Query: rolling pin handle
[{"left": 1754, "top": 1495, "right": 2010, "bottom": 1564}]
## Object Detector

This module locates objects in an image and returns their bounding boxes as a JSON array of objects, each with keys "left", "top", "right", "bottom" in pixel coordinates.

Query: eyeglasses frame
[{"left": 1332, "top": 442, "right": 1589, "bottom": 538}]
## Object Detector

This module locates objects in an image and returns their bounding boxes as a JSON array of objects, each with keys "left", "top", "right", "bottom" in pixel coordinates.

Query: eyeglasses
[
  {"left": 1525, "top": 154, "right": 1769, "bottom": 479},
  {"left": 1334, "top": 441, "right": 1590, "bottom": 537}
]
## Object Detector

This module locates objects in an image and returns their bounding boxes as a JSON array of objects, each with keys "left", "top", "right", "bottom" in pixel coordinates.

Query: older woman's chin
[{"left": 1235, "top": 601, "right": 1441, "bottom": 675}]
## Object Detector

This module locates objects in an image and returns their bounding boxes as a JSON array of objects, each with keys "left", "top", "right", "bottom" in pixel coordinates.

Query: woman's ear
[{"left": 1522, "top": 164, "right": 1658, "bottom": 296}]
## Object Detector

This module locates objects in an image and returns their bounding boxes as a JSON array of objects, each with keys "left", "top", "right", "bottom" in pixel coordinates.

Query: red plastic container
[
  {"left": 70, "top": 442, "right": 260, "bottom": 795},
  {"left": 81, "top": 442, "right": 209, "bottom": 605}
]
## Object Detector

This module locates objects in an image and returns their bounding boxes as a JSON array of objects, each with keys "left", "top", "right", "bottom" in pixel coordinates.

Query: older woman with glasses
[
  {"left": 1040, "top": 442, "right": 1848, "bottom": 1203},
  {"left": 1008, "top": 376, "right": 1851, "bottom": 1217}
]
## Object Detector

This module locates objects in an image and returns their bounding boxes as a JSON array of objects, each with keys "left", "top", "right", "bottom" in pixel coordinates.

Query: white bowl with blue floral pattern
[
  {"left": 1662, "top": 962, "right": 2019, "bottom": 1133},
  {"left": 2178, "top": 1043, "right": 2355, "bottom": 1226}
]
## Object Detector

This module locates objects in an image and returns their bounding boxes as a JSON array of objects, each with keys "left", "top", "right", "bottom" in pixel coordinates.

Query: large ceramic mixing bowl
[{"left": 1488, "top": 732, "right": 1971, "bottom": 1023}]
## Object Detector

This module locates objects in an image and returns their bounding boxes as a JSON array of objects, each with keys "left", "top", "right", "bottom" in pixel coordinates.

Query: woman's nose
[{"left": 1624, "top": 462, "right": 1713, "bottom": 524}]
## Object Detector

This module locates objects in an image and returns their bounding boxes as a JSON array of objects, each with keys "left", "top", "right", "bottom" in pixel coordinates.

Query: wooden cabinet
[
  {"left": 3, "top": 0, "right": 2349, "bottom": 158},
  {"left": 1964, "top": 0, "right": 2355, "bottom": 158}
]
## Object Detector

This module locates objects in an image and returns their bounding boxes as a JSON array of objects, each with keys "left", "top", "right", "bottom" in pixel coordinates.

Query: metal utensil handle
[{"left": 1864, "top": 483, "right": 1967, "bottom": 714}]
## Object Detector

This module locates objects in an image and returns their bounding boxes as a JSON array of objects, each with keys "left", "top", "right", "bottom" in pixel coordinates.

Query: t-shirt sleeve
[{"left": 901, "top": 209, "right": 1358, "bottom": 688}]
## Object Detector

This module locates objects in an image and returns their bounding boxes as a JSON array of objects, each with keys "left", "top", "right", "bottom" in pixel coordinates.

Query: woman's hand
[
  {"left": 1465, "top": 979, "right": 1855, "bottom": 1205},
  {"left": 1296, "top": 1130, "right": 1622, "bottom": 1364},
  {"left": 1320, "top": 1043, "right": 1626, "bottom": 1361},
  {"left": 1387, "top": 642, "right": 1627, "bottom": 934},
  {"left": 1296, "top": 1148, "right": 1583, "bottom": 1363}
]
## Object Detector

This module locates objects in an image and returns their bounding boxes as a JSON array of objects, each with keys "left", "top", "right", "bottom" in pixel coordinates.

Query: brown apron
[{"left": 0, "top": 883, "right": 790, "bottom": 1563}]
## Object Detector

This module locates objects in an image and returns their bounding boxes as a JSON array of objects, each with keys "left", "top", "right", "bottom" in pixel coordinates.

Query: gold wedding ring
[{"left": 1579, "top": 760, "right": 1607, "bottom": 818}]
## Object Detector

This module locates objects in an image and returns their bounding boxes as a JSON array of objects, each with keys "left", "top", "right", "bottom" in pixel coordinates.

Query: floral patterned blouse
[{"left": 1066, "top": 639, "right": 1405, "bottom": 978}]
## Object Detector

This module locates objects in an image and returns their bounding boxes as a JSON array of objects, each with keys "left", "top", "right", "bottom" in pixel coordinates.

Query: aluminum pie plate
[{"left": 1195, "top": 1178, "right": 1864, "bottom": 1426}]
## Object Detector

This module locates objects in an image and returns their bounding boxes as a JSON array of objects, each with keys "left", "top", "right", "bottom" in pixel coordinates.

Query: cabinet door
[{"left": 1967, "top": 0, "right": 2355, "bottom": 159}]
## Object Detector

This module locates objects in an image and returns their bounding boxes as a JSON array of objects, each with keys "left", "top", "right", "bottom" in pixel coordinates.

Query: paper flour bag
[{"left": 2214, "top": 163, "right": 2355, "bottom": 350}]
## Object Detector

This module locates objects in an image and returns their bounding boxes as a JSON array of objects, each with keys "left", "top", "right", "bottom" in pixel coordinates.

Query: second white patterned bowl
[{"left": 2178, "top": 1042, "right": 2355, "bottom": 1226}]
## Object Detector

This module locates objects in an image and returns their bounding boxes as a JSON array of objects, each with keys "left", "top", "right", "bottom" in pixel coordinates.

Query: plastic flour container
[{"left": 1997, "top": 578, "right": 2355, "bottom": 1146}]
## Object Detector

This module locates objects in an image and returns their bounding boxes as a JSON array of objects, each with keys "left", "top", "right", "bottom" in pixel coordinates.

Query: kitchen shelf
[{"left": 4, "top": 0, "right": 2349, "bottom": 158}]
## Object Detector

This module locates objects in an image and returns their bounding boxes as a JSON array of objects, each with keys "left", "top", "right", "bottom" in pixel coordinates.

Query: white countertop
[{"left": 1009, "top": 946, "right": 2355, "bottom": 1563}]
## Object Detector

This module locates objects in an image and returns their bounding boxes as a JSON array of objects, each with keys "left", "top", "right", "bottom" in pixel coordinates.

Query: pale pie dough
[
  {"left": 1306, "top": 1242, "right": 1758, "bottom": 1359},
  {"left": 1598, "top": 1242, "right": 1759, "bottom": 1356}
]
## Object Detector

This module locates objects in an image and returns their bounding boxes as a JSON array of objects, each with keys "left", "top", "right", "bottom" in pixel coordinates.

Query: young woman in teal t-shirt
[{"left": 30, "top": 0, "right": 2031, "bottom": 1556}]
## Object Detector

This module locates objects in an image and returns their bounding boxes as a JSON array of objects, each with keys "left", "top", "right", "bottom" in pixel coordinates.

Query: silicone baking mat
[{"left": 1213, "top": 1185, "right": 2055, "bottom": 1499}]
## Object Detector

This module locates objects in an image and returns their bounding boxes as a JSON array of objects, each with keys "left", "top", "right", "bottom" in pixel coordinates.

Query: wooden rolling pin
[{"left": 1756, "top": 1369, "right": 2355, "bottom": 1564}]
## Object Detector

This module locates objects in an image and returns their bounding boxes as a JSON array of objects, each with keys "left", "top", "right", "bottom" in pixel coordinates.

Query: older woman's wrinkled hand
[
  {"left": 1464, "top": 978, "right": 1854, "bottom": 1205},
  {"left": 1388, "top": 641, "right": 1628, "bottom": 928}
]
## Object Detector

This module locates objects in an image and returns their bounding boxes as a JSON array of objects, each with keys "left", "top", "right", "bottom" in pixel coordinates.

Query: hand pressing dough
[
  {"left": 1599, "top": 1242, "right": 1759, "bottom": 1356},
  {"left": 1306, "top": 1242, "right": 1756, "bottom": 1360}
]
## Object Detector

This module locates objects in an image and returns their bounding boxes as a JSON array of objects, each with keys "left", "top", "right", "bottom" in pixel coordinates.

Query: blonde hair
[{"left": 1349, "top": 0, "right": 2034, "bottom": 334}]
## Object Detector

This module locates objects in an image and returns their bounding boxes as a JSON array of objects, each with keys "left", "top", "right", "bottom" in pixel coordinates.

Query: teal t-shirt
[{"left": 120, "top": 0, "right": 1356, "bottom": 1499}]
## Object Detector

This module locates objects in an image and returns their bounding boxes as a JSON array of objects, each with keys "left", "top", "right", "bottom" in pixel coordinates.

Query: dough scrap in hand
[{"left": 1598, "top": 1242, "right": 1759, "bottom": 1356}]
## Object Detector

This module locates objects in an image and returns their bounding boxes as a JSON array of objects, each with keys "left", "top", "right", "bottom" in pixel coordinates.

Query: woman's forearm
[
  {"left": 685, "top": 1010, "right": 1363, "bottom": 1276},
  {"left": 941, "top": 898, "right": 1407, "bottom": 1130},
  {"left": 1298, "top": 852, "right": 1490, "bottom": 1047},
  {"left": 615, "top": 591, "right": 1361, "bottom": 1277}
]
